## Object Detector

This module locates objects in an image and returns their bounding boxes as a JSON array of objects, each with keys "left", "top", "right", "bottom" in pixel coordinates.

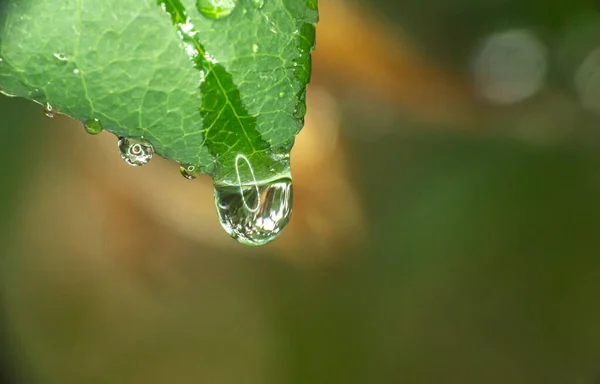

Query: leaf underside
[{"left": 0, "top": 0, "right": 317, "bottom": 184}]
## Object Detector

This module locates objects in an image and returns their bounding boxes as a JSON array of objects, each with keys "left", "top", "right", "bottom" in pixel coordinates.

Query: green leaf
[{"left": 0, "top": 0, "right": 318, "bottom": 184}]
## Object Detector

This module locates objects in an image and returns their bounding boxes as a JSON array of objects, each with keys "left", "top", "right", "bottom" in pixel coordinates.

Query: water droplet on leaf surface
[
  {"left": 118, "top": 137, "right": 154, "bottom": 167},
  {"left": 53, "top": 53, "right": 68, "bottom": 61},
  {"left": 252, "top": 44, "right": 259, "bottom": 53},
  {"left": 42, "top": 102, "right": 54, "bottom": 118},
  {"left": 214, "top": 178, "right": 293, "bottom": 246},
  {"left": 180, "top": 163, "right": 201, "bottom": 180},
  {"left": 252, "top": 0, "right": 264, "bottom": 9},
  {"left": 196, "top": 0, "right": 236, "bottom": 20},
  {"left": 84, "top": 118, "right": 103, "bottom": 135}
]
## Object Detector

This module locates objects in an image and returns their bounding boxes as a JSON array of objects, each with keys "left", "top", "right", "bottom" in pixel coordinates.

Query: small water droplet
[
  {"left": 252, "top": 0, "right": 264, "bottom": 9},
  {"left": 197, "top": 0, "right": 236, "bottom": 20},
  {"left": 278, "top": 91, "right": 285, "bottom": 98},
  {"left": 293, "top": 101, "right": 307, "bottom": 119},
  {"left": 118, "top": 137, "right": 154, "bottom": 167},
  {"left": 43, "top": 102, "right": 55, "bottom": 118},
  {"left": 179, "top": 163, "right": 201, "bottom": 180},
  {"left": 252, "top": 44, "right": 259, "bottom": 53},
  {"left": 73, "top": 68, "right": 80, "bottom": 75},
  {"left": 53, "top": 53, "right": 68, "bottom": 61},
  {"left": 84, "top": 118, "right": 103, "bottom": 135},
  {"left": 214, "top": 177, "right": 293, "bottom": 246}
]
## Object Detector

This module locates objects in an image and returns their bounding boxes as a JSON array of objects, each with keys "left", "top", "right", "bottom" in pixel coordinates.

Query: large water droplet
[
  {"left": 84, "top": 118, "right": 103, "bottom": 135},
  {"left": 180, "top": 163, "right": 201, "bottom": 180},
  {"left": 42, "top": 102, "right": 54, "bottom": 118},
  {"left": 197, "top": 0, "right": 236, "bottom": 20},
  {"left": 214, "top": 177, "right": 293, "bottom": 246},
  {"left": 118, "top": 137, "right": 154, "bottom": 167},
  {"left": 252, "top": 43, "right": 259, "bottom": 53},
  {"left": 252, "top": 0, "right": 264, "bottom": 9}
]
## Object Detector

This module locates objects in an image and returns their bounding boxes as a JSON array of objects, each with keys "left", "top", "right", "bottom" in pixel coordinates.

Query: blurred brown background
[{"left": 2, "top": 0, "right": 600, "bottom": 382}]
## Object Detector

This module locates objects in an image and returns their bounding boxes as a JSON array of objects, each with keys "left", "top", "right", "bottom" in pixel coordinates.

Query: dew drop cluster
[
  {"left": 112, "top": 129, "right": 293, "bottom": 246},
  {"left": 43, "top": 104, "right": 292, "bottom": 246},
  {"left": 35, "top": 0, "right": 304, "bottom": 247}
]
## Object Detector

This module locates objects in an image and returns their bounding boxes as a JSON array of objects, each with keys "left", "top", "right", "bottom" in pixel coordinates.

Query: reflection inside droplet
[
  {"left": 180, "top": 163, "right": 201, "bottom": 180},
  {"left": 118, "top": 136, "right": 154, "bottom": 167},
  {"left": 214, "top": 177, "right": 293, "bottom": 246},
  {"left": 42, "top": 102, "right": 54, "bottom": 118}
]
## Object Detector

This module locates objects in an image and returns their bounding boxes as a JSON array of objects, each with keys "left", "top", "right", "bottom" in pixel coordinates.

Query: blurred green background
[{"left": 2, "top": 0, "right": 600, "bottom": 382}]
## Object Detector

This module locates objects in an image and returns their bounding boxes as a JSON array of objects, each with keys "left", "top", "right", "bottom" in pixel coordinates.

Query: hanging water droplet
[
  {"left": 180, "top": 163, "right": 201, "bottom": 180},
  {"left": 252, "top": 44, "right": 259, "bottom": 53},
  {"left": 214, "top": 154, "right": 293, "bottom": 246},
  {"left": 214, "top": 177, "right": 293, "bottom": 246},
  {"left": 42, "top": 102, "right": 55, "bottom": 118},
  {"left": 196, "top": 0, "right": 236, "bottom": 20},
  {"left": 252, "top": 0, "right": 264, "bottom": 9},
  {"left": 84, "top": 118, "right": 103, "bottom": 135},
  {"left": 117, "top": 137, "right": 154, "bottom": 167},
  {"left": 293, "top": 101, "right": 307, "bottom": 119}
]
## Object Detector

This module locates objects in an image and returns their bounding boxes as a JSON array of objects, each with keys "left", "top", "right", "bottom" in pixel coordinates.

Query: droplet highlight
[
  {"left": 196, "top": 0, "right": 236, "bottom": 20},
  {"left": 180, "top": 163, "right": 201, "bottom": 180},
  {"left": 42, "top": 102, "right": 55, "bottom": 118},
  {"left": 84, "top": 118, "right": 103, "bottom": 135},
  {"left": 53, "top": 53, "right": 68, "bottom": 61},
  {"left": 214, "top": 177, "right": 293, "bottom": 246},
  {"left": 118, "top": 137, "right": 154, "bottom": 167}
]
